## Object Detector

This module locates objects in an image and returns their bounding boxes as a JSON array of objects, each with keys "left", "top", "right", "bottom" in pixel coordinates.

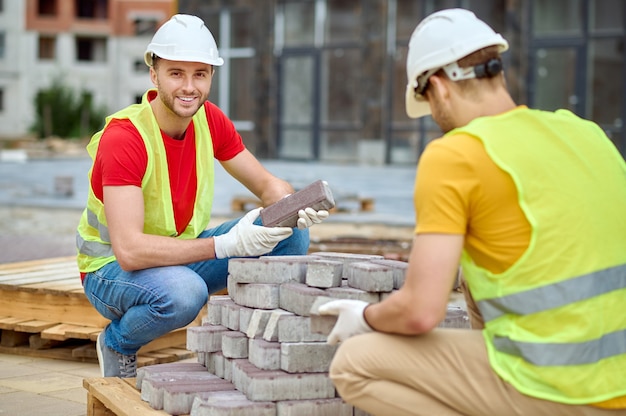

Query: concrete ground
[
  {"left": 0, "top": 352, "right": 102, "bottom": 416},
  {"left": 0, "top": 154, "right": 418, "bottom": 415}
]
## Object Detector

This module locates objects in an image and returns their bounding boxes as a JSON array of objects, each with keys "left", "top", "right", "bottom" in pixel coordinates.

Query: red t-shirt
[{"left": 91, "top": 93, "right": 245, "bottom": 235}]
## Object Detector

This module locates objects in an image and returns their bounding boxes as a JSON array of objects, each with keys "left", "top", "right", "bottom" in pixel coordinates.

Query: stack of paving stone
[{"left": 136, "top": 252, "right": 470, "bottom": 415}]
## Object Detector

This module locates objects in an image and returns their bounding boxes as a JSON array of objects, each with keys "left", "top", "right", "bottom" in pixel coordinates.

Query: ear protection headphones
[
  {"left": 473, "top": 58, "right": 503, "bottom": 78},
  {"left": 414, "top": 57, "right": 504, "bottom": 97}
]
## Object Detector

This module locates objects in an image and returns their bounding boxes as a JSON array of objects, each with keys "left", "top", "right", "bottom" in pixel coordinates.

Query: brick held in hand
[{"left": 260, "top": 180, "right": 335, "bottom": 228}]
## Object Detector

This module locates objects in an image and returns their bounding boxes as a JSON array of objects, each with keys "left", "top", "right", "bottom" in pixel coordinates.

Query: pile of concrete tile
[{"left": 136, "top": 252, "right": 469, "bottom": 415}]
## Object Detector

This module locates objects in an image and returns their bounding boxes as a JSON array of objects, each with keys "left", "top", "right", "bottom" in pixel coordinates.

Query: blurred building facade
[
  {"left": 0, "top": 0, "right": 175, "bottom": 141},
  {"left": 0, "top": 0, "right": 624, "bottom": 164}
]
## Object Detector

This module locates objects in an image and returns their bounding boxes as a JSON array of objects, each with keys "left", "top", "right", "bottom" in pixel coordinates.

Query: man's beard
[{"left": 156, "top": 84, "right": 207, "bottom": 118}]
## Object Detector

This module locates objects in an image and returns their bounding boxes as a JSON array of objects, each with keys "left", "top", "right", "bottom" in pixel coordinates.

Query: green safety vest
[
  {"left": 76, "top": 89, "right": 215, "bottom": 273},
  {"left": 451, "top": 107, "right": 626, "bottom": 404}
]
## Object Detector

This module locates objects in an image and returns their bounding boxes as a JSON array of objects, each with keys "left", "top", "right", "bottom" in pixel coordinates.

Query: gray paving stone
[
  {"left": 279, "top": 282, "right": 326, "bottom": 316},
  {"left": 228, "top": 257, "right": 308, "bottom": 284},
  {"left": 346, "top": 261, "right": 394, "bottom": 292},
  {"left": 262, "top": 309, "right": 293, "bottom": 342},
  {"left": 162, "top": 377, "right": 236, "bottom": 415},
  {"left": 187, "top": 324, "right": 229, "bottom": 353},
  {"left": 260, "top": 180, "right": 335, "bottom": 227},
  {"left": 190, "top": 390, "right": 276, "bottom": 416},
  {"left": 277, "top": 314, "right": 327, "bottom": 343},
  {"left": 135, "top": 361, "right": 207, "bottom": 389},
  {"left": 370, "top": 258, "right": 408, "bottom": 289},
  {"left": 325, "top": 284, "right": 380, "bottom": 303},
  {"left": 248, "top": 338, "right": 281, "bottom": 370},
  {"left": 232, "top": 359, "right": 336, "bottom": 402},
  {"left": 206, "top": 295, "right": 234, "bottom": 325},
  {"left": 276, "top": 398, "right": 353, "bottom": 416},
  {"left": 222, "top": 331, "right": 248, "bottom": 359},
  {"left": 206, "top": 351, "right": 225, "bottom": 377},
  {"left": 228, "top": 279, "right": 281, "bottom": 309},
  {"left": 222, "top": 301, "right": 242, "bottom": 331},
  {"left": 238, "top": 305, "right": 255, "bottom": 334},
  {"left": 309, "top": 252, "right": 384, "bottom": 278},
  {"left": 246, "top": 309, "right": 276, "bottom": 339},
  {"left": 280, "top": 342, "right": 337, "bottom": 373},
  {"left": 141, "top": 372, "right": 225, "bottom": 410},
  {"left": 305, "top": 259, "right": 343, "bottom": 288}
]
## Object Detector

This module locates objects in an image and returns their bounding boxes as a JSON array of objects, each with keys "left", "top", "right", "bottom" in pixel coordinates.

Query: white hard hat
[
  {"left": 144, "top": 14, "right": 224, "bottom": 67},
  {"left": 405, "top": 8, "right": 508, "bottom": 119}
]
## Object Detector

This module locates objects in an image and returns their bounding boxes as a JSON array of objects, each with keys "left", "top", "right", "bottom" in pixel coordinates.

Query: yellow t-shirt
[{"left": 413, "top": 132, "right": 625, "bottom": 409}]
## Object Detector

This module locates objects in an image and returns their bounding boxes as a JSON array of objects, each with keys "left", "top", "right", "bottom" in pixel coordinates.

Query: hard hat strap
[
  {"left": 443, "top": 58, "right": 502, "bottom": 81},
  {"left": 413, "top": 58, "right": 502, "bottom": 99}
]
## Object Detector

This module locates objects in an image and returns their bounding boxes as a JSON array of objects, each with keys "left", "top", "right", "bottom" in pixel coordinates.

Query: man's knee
[
  {"left": 272, "top": 228, "right": 310, "bottom": 255},
  {"left": 329, "top": 336, "right": 362, "bottom": 400}
]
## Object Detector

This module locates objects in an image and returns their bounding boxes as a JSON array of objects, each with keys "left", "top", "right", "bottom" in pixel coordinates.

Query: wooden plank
[
  {"left": 14, "top": 319, "right": 58, "bottom": 333},
  {"left": 23, "top": 278, "right": 84, "bottom": 292},
  {"left": 87, "top": 391, "right": 116, "bottom": 416},
  {"left": 0, "top": 260, "right": 77, "bottom": 276},
  {"left": 65, "top": 326, "right": 102, "bottom": 340},
  {"left": 0, "top": 256, "right": 76, "bottom": 274},
  {"left": 1, "top": 330, "right": 30, "bottom": 347},
  {"left": 0, "top": 316, "right": 31, "bottom": 330},
  {"left": 83, "top": 377, "right": 171, "bottom": 416},
  {"left": 0, "top": 265, "right": 78, "bottom": 283},
  {"left": 0, "top": 289, "right": 108, "bottom": 327},
  {"left": 42, "top": 323, "right": 95, "bottom": 341},
  {"left": 3, "top": 271, "right": 79, "bottom": 287},
  {"left": 29, "top": 334, "right": 65, "bottom": 350},
  {"left": 0, "top": 343, "right": 97, "bottom": 362}
]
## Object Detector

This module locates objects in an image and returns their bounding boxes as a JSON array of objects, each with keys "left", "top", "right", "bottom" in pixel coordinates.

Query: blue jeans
[{"left": 83, "top": 217, "right": 309, "bottom": 355}]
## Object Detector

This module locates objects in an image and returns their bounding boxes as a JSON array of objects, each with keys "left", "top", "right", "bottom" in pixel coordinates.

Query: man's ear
[
  {"left": 427, "top": 75, "right": 450, "bottom": 100},
  {"left": 149, "top": 67, "right": 158, "bottom": 87}
]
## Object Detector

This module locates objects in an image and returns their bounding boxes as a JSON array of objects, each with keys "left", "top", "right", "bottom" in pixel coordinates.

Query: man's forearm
[{"left": 112, "top": 233, "right": 216, "bottom": 271}]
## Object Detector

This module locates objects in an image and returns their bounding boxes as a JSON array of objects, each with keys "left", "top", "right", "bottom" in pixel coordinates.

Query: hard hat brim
[
  {"left": 144, "top": 50, "right": 224, "bottom": 67},
  {"left": 405, "top": 84, "right": 431, "bottom": 119}
]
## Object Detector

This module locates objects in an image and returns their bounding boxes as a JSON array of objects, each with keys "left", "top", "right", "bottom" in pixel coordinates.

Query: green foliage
[{"left": 31, "top": 77, "right": 108, "bottom": 139}]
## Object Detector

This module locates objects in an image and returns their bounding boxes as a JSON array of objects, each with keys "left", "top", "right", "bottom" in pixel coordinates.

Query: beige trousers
[{"left": 329, "top": 281, "right": 623, "bottom": 416}]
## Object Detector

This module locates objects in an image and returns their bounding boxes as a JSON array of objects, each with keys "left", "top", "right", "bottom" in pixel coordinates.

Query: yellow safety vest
[
  {"left": 451, "top": 107, "right": 626, "bottom": 404},
  {"left": 76, "top": 90, "right": 215, "bottom": 273}
]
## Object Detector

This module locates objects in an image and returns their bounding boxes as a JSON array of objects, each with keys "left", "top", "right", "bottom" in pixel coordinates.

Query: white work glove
[
  {"left": 297, "top": 207, "right": 330, "bottom": 230},
  {"left": 318, "top": 299, "right": 374, "bottom": 345},
  {"left": 214, "top": 208, "right": 293, "bottom": 259}
]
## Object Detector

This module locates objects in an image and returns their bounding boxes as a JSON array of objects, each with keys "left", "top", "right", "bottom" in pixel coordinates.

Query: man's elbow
[
  {"left": 112, "top": 246, "right": 142, "bottom": 271},
  {"left": 405, "top": 310, "right": 444, "bottom": 334}
]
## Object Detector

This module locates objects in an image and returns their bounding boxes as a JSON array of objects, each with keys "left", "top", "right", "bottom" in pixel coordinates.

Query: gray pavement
[{"left": 0, "top": 156, "right": 417, "bottom": 224}]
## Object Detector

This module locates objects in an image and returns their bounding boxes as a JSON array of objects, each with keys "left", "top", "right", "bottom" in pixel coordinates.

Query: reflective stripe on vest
[
  {"left": 494, "top": 328, "right": 626, "bottom": 366},
  {"left": 75, "top": 209, "right": 114, "bottom": 257},
  {"left": 87, "top": 209, "right": 110, "bottom": 243},
  {"left": 477, "top": 264, "right": 626, "bottom": 322}
]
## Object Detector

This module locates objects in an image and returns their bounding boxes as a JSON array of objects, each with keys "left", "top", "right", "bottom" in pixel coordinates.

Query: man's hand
[
  {"left": 297, "top": 207, "right": 330, "bottom": 229},
  {"left": 318, "top": 299, "right": 373, "bottom": 345},
  {"left": 214, "top": 208, "right": 293, "bottom": 259}
]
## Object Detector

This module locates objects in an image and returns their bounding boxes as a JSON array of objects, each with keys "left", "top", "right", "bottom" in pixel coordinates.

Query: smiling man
[{"left": 76, "top": 14, "right": 328, "bottom": 378}]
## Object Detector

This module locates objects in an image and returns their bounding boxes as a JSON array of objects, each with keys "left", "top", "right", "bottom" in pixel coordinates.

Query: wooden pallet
[
  {"left": 0, "top": 256, "right": 203, "bottom": 364},
  {"left": 84, "top": 377, "right": 172, "bottom": 416}
]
